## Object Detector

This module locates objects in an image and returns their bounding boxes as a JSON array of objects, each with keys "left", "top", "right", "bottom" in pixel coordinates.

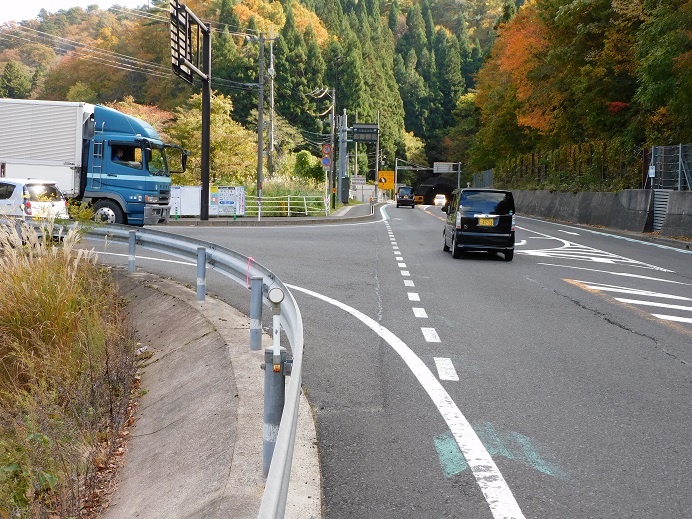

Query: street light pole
[{"left": 374, "top": 111, "right": 380, "bottom": 203}]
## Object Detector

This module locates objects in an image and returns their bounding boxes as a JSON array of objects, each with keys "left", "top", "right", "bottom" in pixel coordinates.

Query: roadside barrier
[
  {"left": 81, "top": 224, "right": 302, "bottom": 518},
  {"left": 246, "top": 194, "right": 329, "bottom": 218}
]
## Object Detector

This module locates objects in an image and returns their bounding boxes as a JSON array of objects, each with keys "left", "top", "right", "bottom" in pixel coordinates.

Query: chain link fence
[
  {"left": 646, "top": 144, "right": 692, "bottom": 191},
  {"left": 471, "top": 141, "right": 691, "bottom": 192}
]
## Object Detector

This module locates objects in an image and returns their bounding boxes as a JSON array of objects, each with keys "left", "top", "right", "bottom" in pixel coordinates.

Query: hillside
[{"left": 0, "top": 0, "right": 689, "bottom": 191}]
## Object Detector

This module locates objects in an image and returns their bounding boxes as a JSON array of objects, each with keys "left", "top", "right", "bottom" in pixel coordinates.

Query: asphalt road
[{"left": 94, "top": 205, "right": 692, "bottom": 518}]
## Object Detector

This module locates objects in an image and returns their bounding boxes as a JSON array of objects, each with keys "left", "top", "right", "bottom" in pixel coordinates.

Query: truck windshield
[{"left": 147, "top": 146, "right": 169, "bottom": 176}]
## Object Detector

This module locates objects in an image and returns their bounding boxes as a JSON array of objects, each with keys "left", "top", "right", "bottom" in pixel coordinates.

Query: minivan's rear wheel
[
  {"left": 451, "top": 234, "right": 463, "bottom": 259},
  {"left": 504, "top": 249, "right": 514, "bottom": 262},
  {"left": 94, "top": 200, "right": 126, "bottom": 224}
]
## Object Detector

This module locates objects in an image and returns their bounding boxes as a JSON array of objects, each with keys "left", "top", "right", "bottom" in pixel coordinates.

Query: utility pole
[
  {"left": 338, "top": 109, "right": 348, "bottom": 204},
  {"left": 330, "top": 88, "right": 336, "bottom": 209},
  {"left": 267, "top": 27, "right": 275, "bottom": 179},
  {"left": 257, "top": 32, "right": 265, "bottom": 221}
]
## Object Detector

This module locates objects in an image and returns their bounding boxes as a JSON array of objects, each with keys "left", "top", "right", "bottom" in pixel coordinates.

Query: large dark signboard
[
  {"left": 351, "top": 123, "right": 379, "bottom": 143},
  {"left": 170, "top": 0, "right": 194, "bottom": 84}
]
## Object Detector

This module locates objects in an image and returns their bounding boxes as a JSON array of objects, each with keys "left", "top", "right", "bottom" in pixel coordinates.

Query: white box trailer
[
  {"left": 0, "top": 99, "right": 94, "bottom": 197},
  {"left": 1, "top": 98, "right": 182, "bottom": 226}
]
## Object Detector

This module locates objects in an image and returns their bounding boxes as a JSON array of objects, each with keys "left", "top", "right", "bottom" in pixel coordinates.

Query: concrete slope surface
[{"left": 102, "top": 269, "right": 321, "bottom": 519}]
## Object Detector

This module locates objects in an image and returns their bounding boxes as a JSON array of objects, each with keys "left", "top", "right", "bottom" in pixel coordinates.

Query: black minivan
[
  {"left": 442, "top": 188, "right": 516, "bottom": 261},
  {"left": 396, "top": 186, "right": 415, "bottom": 208}
]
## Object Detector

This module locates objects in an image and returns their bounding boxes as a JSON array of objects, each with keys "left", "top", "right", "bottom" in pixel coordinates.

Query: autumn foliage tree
[
  {"left": 168, "top": 93, "right": 258, "bottom": 187},
  {"left": 466, "top": 0, "right": 690, "bottom": 186}
]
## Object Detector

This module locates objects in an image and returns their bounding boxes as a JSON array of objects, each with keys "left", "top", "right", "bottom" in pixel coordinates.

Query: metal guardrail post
[
  {"left": 262, "top": 286, "right": 291, "bottom": 477},
  {"left": 196, "top": 247, "right": 206, "bottom": 301},
  {"left": 250, "top": 276, "right": 263, "bottom": 351},
  {"left": 262, "top": 345, "right": 287, "bottom": 477},
  {"left": 128, "top": 230, "right": 136, "bottom": 273}
]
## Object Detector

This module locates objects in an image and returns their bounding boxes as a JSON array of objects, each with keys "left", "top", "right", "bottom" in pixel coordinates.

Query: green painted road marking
[
  {"left": 434, "top": 432, "right": 468, "bottom": 478},
  {"left": 475, "top": 422, "right": 514, "bottom": 460},
  {"left": 434, "top": 423, "right": 566, "bottom": 480}
]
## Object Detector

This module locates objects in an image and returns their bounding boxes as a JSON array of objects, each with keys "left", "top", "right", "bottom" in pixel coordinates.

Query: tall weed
[{"left": 0, "top": 220, "right": 134, "bottom": 518}]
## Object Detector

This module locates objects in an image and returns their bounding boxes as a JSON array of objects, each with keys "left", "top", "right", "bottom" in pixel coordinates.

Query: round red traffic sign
[{"left": 321, "top": 144, "right": 332, "bottom": 155}]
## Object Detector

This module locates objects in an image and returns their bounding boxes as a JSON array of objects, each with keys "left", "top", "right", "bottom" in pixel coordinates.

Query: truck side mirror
[{"left": 181, "top": 153, "right": 188, "bottom": 172}]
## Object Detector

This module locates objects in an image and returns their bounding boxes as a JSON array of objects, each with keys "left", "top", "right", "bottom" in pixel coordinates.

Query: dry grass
[{"left": 0, "top": 220, "right": 135, "bottom": 518}]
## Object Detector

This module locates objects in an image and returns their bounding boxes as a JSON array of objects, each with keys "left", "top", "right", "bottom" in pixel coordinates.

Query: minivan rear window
[
  {"left": 398, "top": 187, "right": 414, "bottom": 195},
  {"left": 0, "top": 183, "right": 15, "bottom": 200},
  {"left": 25, "top": 184, "right": 62, "bottom": 201},
  {"left": 459, "top": 191, "right": 513, "bottom": 214}
]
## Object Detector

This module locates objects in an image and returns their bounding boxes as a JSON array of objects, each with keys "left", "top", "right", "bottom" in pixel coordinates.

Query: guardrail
[{"left": 79, "top": 224, "right": 303, "bottom": 518}]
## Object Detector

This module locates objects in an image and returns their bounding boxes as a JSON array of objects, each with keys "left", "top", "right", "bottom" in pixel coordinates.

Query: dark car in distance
[
  {"left": 442, "top": 188, "right": 516, "bottom": 261},
  {"left": 396, "top": 186, "right": 415, "bottom": 208}
]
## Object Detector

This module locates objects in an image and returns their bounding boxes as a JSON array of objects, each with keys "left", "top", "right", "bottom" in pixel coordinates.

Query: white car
[
  {"left": 0, "top": 178, "right": 69, "bottom": 220},
  {"left": 434, "top": 194, "right": 447, "bottom": 206}
]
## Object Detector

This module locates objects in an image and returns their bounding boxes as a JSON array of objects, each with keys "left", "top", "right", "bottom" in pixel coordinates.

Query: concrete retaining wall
[
  {"left": 662, "top": 191, "right": 692, "bottom": 239},
  {"left": 514, "top": 190, "right": 692, "bottom": 239}
]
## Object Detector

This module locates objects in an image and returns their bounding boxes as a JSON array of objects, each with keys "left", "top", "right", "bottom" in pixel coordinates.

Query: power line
[
  {"left": 1, "top": 25, "right": 256, "bottom": 91},
  {"left": 1, "top": 9, "right": 332, "bottom": 152}
]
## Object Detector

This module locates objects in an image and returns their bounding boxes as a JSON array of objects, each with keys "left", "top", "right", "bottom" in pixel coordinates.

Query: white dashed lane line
[
  {"left": 421, "top": 327, "right": 441, "bottom": 343},
  {"left": 434, "top": 357, "right": 459, "bottom": 381},
  {"left": 413, "top": 307, "right": 428, "bottom": 318},
  {"left": 390, "top": 227, "right": 452, "bottom": 381}
]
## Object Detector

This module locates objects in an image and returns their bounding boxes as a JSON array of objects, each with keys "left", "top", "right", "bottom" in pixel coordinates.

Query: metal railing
[
  {"left": 80, "top": 224, "right": 302, "bottom": 518},
  {"left": 649, "top": 143, "right": 692, "bottom": 191},
  {"left": 246, "top": 195, "right": 329, "bottom": 217}
]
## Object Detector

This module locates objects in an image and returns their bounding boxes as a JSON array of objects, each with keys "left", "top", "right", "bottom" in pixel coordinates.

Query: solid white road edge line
[{"left": 286, "top": 284, "right": 525, "bottom": 519}]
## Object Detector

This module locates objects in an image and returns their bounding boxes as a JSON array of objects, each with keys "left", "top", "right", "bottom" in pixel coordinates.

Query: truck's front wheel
[{"left": 94, "top": 200, "right": 126, "bottom": 224}]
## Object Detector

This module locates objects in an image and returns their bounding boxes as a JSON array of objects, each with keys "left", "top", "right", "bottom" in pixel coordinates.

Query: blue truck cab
[{"left": 87, "top": 105, "right": 180, "bottom": 226}]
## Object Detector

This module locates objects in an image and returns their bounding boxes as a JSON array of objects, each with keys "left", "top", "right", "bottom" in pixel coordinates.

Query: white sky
[{"left": 0, "top": 1, "right": 153, "bottom": 25}]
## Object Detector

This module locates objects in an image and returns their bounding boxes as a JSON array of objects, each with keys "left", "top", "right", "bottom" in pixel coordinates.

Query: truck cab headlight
[{"left": 145, "top": 195, "right": 159, "bottom": 203}]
